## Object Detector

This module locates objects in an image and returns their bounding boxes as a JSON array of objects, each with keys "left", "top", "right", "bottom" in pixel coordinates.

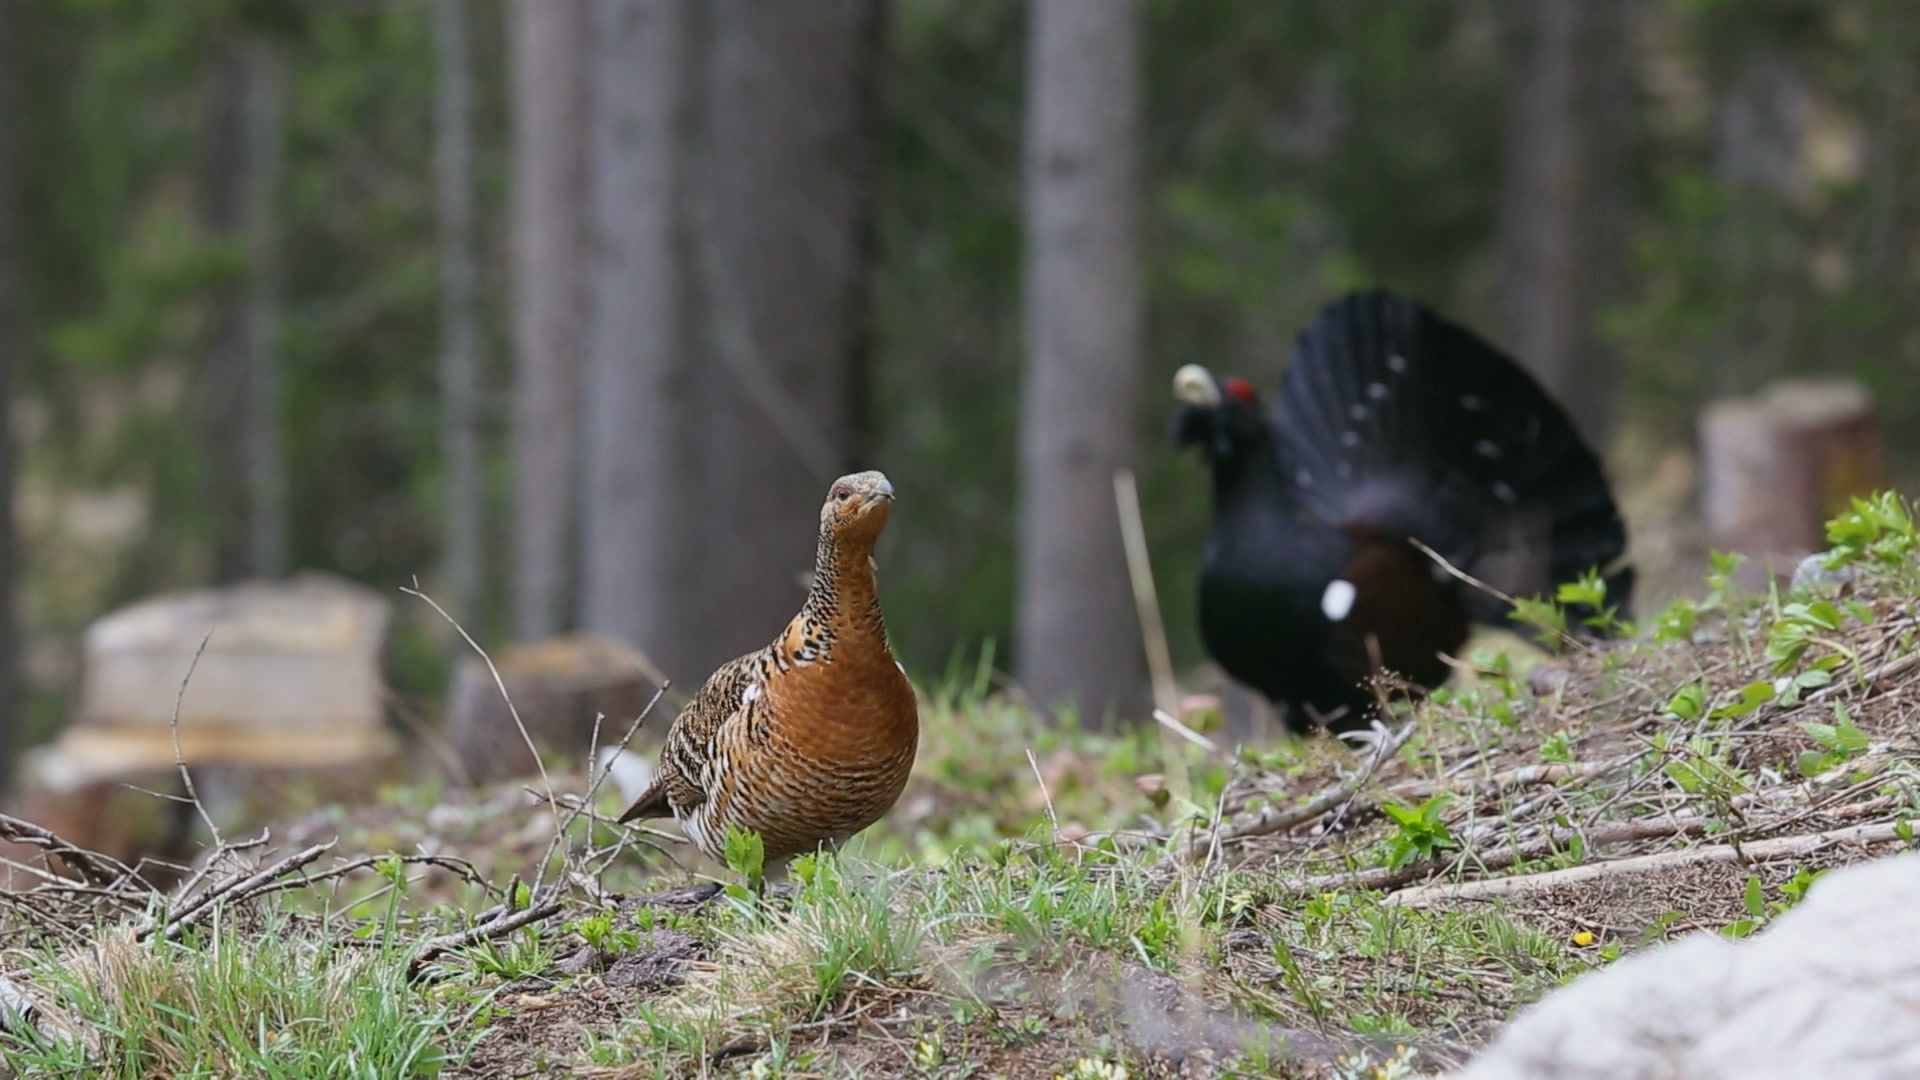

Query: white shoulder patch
[
  {"left": 1321, "top": 579, "right": 1358, "bottom": 622},
  {"left": 742, "top": 682, "right": 762, "bottom": 704}
]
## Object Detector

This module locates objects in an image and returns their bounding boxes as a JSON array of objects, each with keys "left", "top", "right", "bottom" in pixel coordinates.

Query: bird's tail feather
[{"left": 1272, "top": 289, "right": 1632, "bottom": 628}]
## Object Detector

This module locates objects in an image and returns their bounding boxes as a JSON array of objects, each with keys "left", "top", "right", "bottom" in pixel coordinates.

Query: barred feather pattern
[{"left": 619, "top": 473, "right": 918, "bottom": 864}]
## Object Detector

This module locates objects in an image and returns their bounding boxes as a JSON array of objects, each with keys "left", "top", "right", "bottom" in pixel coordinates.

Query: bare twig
[
  {"left": 402, "top": 580, "right": 562, "bottom": 833},
  {"left": 1201, "top": 723, "right": 1415, "bottom": 857},
  {"left": 0, "top": 815, "right": 138, "bottom": 889},
  {"left": 152, "top": 841, "right": 338, "bottom": 941},
  {"left": 169, "top": 632, "right": 225, "bottom": 850},
  {"left": 407, "top": 896, "right": 565, "bottom": 980}
]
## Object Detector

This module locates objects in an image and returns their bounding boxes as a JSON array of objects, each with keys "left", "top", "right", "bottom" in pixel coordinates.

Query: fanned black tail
[{"left": 1271, "top": 289, "right": 1633, "bottom": 629}]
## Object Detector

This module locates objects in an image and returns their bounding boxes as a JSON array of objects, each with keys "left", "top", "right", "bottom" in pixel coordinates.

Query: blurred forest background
[{"left": 0, "top": 0, "right": 1915, "bottom": 780}]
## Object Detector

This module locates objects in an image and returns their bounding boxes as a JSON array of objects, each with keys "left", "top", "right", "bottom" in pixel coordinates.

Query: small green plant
[
  {"left": 466, "top": 926, "right": 552, "bottom": 980},
  {"left": 1822, "top": 492, "right": 1917, "bottom": 572},
  {"left": 723, "top": 824, "right": 768, "bottom": 899},
  {"left": 1796, "top": 702, "right": 1871, "bottom": 777},
  {"left": 1539, "top": 731, "right": 1574, "bottom": 765},
  {"left": 1510, "top": 596, "right": 1570, "bottom": 648},
  {"left": 569, "top": 912, "right": 641, "bottom": 956},
  {"left": 1555, "top": 567, "right": 1621, "bottom": 633},
  {"left": 1650, "top": 597, "right": 1699, "bottom": 644},
  {"left": 1724, "top": 868, "right": 1827, "bottom": 938},
  {"left": 1379, "top": 795, "right": 1457, "bottom": 870}
]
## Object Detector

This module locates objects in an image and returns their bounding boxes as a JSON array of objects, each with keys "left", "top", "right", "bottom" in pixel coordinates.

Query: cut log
[
  {"left": 1700, "top": 377, "right": 1886, "bottom": 583},
  {"left": 445, "top": 633, "right": 664, "bottom": 785}
]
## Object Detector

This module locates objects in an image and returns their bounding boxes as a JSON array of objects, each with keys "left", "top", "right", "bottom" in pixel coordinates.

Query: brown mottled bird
[{"left": 616, "top": 470, "right": 919, "bottom": 864}]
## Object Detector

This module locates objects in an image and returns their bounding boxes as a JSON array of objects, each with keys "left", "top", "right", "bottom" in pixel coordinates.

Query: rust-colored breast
[{"left": 702, "top": 653, "right": 918, "bottom": 860}]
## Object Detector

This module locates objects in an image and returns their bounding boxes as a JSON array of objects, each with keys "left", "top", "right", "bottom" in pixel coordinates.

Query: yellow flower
[{"left": 1571, "top": 929, "right": 1596, "bottom": 947}]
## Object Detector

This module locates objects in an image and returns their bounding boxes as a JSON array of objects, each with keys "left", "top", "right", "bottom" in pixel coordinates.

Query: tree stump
[
  {"left": 7, "top": 573, "right": 399, "bottom": 874},
  {"left": 1701, "top": 377, "right": 1886, "bottom": 583},
  {"left": 445, "top": 633, "right": 665, "bottom": 785}
]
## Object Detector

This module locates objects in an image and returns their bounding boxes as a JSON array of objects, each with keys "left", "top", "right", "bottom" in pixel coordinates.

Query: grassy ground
[{"left": 0, "top": 494, "right": 1916, "bottom": 1078}]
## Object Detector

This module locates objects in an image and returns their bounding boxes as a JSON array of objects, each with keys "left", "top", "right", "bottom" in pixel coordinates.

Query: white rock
[{"left": 1455, "top": 854, "right": 1920, "bottom": 1080}]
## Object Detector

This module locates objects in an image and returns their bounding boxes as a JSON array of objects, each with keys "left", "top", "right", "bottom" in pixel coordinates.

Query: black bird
[{"left": 1173, "top": 289, "right": 1632, "bottom": 734}]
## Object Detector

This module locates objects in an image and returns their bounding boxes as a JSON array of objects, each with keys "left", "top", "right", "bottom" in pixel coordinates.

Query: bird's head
[
  {"left": 821, "top": 470, "right": 896, "bottom": 547},
  {"left": 1171, "top": 364, "right": 1266, "bottom": 463}
]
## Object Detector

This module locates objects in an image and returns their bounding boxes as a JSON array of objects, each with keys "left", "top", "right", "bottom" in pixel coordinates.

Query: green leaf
[
  {"left": 1710, "top": 679, "right": 1776, "bottom": 720},
  {"left": 1666, "top": 683, "right": 1706, "bottom": 721},
  {"left": 723, "top": 824, "right": 767, "bottom": 888},
  {"left": 1741, "top": 876, "right": 1767, "bottom": 918}
]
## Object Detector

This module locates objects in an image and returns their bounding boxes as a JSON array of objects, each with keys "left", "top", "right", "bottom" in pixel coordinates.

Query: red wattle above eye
[{"left": 1224, "top": 378, "right": 1257, "bottom": 404}]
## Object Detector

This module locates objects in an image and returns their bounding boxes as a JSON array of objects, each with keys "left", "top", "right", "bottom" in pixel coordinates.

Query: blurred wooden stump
[
  {"left": 1701, "top": 377, "right": 1886, "bottom": 586},
  {"left": 446, "top": 633, "right": 664, "bottom": 785},
  {"left": 8, "top": 573, "right": 399, "bottom": 874}
]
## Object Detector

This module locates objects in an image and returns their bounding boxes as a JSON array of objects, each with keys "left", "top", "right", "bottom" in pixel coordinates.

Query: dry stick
[
  {"left": 1405, "top": 538, "right": 1588, "bottom": 653},
  {"left": 0, "top": 815, "right": 136, "bottom": 889},
  {"left": 402, "top": 580, "right": 562, "bottom": 833},
  {"left": 1115, "top": 469, "right": 1197, "bottom": 807},
  {"left": 1199, "top": 723, "right": 1417, "bottom": 857},
  {"left": 147, "top": 840, "right": 335, "bottom": 940},
  {"left": 156, "top": 841, "right": 338, "bottom": 941},
  {"left": 1386, "top": 820, "right": 1910, "bottom": 908},
  {"left": 407, "top": 897, "right": 565, "bottom": 980},
  {"left": 534, "top": 684, "right": 669, "bottom": 899},
  {"left": 168, "top": 632, "right": 225, "bottom": 851},
  {"left": 230, "top": 852, "right": 489, "bottom": 908},
  {"left": 1289, "top": 814, "right": 1712, "bottom": 896},
  {"left": 167, "top": 830, "right": 271, "bottom": 909}
]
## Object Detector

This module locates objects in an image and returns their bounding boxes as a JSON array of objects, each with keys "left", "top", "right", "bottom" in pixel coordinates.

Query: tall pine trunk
[
  {"left": 434, "top": 0, "right": 484, "bottom": 622},
  {"left": 198, "top": 35, "right": 288, "bottom": 582},
  {"left": 1016, "top": 0, "right": 1146, "bottom": 721},
  {"left": 579, "top": 0, "right": 697, "bottom": 670},
  {"left": 508, "top": 0, "right": 589, "bottom": 639},
  {"left": 1498, "top": 0, "right": 1632, "bottom": 442},
  {"left": 0, "top": 0, "right": 20, "bottom": 786}
]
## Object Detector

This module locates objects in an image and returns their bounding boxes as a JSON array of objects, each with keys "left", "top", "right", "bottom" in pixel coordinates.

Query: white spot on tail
[
  {"left": 1492, "top": 481, "right": 1517, "bottom": 505},
  {"left": 1460, "top": 394, "right": 1486, "bottom": 411},
  {"left": 1295, "top": 467, "right": 1314, "bottom": 487},
  {"left": 1341, "top": 430, "right": 1361, "bottom": 447},
  {"left": 1367, "top": 382, "right": 1389, "bottom": 400},
  {"left": 1336, "top": 462, "right": 1353, "bottom": 478},
  {"left": 1321, "top": 579, "right": 1357, "bottom": 622},
  {"left": 1475, "top": 439, "right": 1502, "bottom": 460},
  {"left": 1387, "top": 354, "right": 1408, "bottom": 373},
  {"left": 1349, "top": 403, "right": 1369, "bottom": 421}
]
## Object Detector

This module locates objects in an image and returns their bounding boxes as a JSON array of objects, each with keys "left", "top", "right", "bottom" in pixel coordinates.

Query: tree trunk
[
  {"left": 579, "top": 0, "right": 696, "bottom": 674},
  {"left": 508, "top": 0, "right": 589, "bottom": 640},
  {"left": 434, "top": 0, "right": 484, "bottom": 622},
  {"left": 1497, "top": 0, "right": 1632, "bottom": 443},
  {"left": 198, "top": 36, "right": 288, "bottom": 582},
  {"left": 674, "top": 0, "right": 881, "bottom": 681},
  {"left": 0, "top": 0, "right": 20, "bottom": 787},
  {"left": 1016, "top": 0, "right": 1147, "bottom": 722},
  {"left": 242, "top": 40, "right": 287, "bottom": 579}
]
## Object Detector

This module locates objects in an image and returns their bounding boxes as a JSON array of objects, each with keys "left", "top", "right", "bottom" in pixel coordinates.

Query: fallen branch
[
  {"left": 0, "top": 815, "right": 138, "bottom": 889},
  {"left": 407, "top": 896, "right": 565, "bottom": 980},
  {"left": 1287, "top": 814, "right": 1712, "bottom": 895},
  {"left": 1197, "top": 723, "right": 1415, "bottom": 858},
  {"left": 1385, "top": 820, "right": 1909, "bottom": 907},
  {"left": 142, "top": 841, "right": 337, "bottom": 941}
]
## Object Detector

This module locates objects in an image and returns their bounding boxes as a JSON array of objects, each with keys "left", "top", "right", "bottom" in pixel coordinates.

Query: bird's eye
[{"left": 834, "top": 489, "right": 851, "bottom": 503}]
